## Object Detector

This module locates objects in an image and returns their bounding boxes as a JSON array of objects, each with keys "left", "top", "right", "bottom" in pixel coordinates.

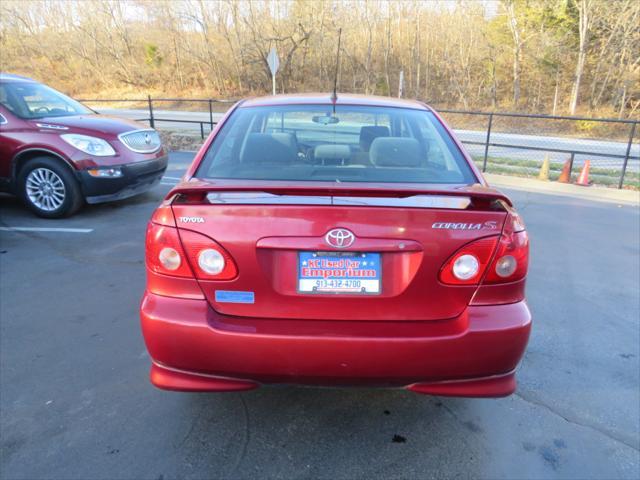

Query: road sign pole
[{"left": 267, "top": 47, "right": 280, "bottom": 96}]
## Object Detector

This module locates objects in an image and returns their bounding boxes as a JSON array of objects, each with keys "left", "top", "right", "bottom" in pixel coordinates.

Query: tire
[{"left": 18, "top": 156, "right": 84, "bottom": 218}]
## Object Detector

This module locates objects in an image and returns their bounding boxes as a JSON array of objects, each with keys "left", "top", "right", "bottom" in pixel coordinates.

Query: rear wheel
[{"left": 18, "top": 157, "right": 83, "bottom": 218}]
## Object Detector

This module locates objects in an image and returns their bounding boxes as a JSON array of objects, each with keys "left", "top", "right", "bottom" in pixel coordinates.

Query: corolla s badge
[
  {"left": 432, "top": 221, "right": 498, "bottom": 230},
  {"left": 325, "top": 228, "right": 355, "bottom": 248}
]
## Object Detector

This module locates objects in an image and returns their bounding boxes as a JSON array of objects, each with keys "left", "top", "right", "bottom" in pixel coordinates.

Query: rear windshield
[{"left": 196, "top": 105, "right": 476, "bottom": 184}]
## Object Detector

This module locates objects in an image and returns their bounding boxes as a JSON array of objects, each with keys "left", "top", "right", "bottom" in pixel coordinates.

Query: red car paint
[
  {"left": 0, "top": 73, "right": 167, "bottom": 214},
  {"left": 0, "top": 110, "right": 164, "bottom": 173},
  {"left": 141, "top": 94, "right": 531, "bottom": 397}
]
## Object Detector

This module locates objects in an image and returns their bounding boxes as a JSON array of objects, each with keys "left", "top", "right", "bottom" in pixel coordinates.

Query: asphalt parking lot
[{"left": 1, "top": 151, "right": 639, "bottom": 480}]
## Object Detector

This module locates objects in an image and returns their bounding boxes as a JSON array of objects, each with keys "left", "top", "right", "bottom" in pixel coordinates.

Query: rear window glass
[{"left": 196, "top": 105, "right": 476, "bottom": 184}]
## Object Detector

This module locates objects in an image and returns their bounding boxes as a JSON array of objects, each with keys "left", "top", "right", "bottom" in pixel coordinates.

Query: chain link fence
[{"left": 437, "top": 110, "right": 639, "bottom": 190}]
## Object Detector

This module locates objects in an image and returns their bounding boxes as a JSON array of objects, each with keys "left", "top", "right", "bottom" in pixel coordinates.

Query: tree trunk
[
  {"left": 552, "top": 68, "right": 560, "bottom": 116},
  {"left": 384, "top": 10, "right": 391, "bottom": 96},
  {"left": 424, "top": 30, "right": 430, "bottom": 100},
  {"left": 569, "top": 0, "right": 592, "bottom": 115},
  {"left": 490, "top": 47, "right": 498, "bottom": 109},
  {"left": 618, "top": 83, "right": 627, "bottom": 119},
  {"left": 506, "top": 1, "right": 522, "bottom": 108},
  {"left": 414, "top": 9, "right": 421, "bottom": 98},
  {"left": 364, "top": 4, "right": 373, "bottom": 94}
]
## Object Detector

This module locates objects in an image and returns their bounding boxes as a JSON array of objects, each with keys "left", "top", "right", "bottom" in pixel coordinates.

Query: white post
[{"left": 267, "top": 47, "right": 280, "bottom": 96}]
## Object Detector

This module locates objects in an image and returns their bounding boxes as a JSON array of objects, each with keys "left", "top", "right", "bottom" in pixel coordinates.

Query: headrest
[
  {"left": 314, "top": 144, "right": 351, "bottom": 161},
  {"left": 240, "top": 132, "right": 298, "bottom": 164},
  {"left": 359, "top": 126, "right": 390, "bottom": 151},
  {"left": 370, "top": 137, "right": 421, "bottom": 167}
]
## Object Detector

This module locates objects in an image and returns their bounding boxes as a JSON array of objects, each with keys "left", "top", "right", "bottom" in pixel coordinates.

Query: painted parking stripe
[
  {"left": 162, "top": 176, "right": 183, "bottom": 180},
  {"left": 160, "top": 182, "right": 177, "bottom": 186},
  {"left": 0, "top": 227, "right": 93, "bottom": 233}
]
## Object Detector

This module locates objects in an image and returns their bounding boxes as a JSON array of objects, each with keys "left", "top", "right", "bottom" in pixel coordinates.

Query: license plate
[{"left": 298, "top": 251, "right": 381, "bottom": 294}]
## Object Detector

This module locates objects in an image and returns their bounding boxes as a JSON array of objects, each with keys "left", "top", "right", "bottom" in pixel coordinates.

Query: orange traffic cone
[
  {"left": 557, "top": 159, "right": 572, "bottom": 183},
  {"left": 576, "top": 160, "right": 591, "bottom": 186}
]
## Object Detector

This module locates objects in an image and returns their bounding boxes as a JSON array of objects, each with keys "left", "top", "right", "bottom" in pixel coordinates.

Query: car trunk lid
[{"left": 171, "top": 181, "right": 508, "bottom": 321}]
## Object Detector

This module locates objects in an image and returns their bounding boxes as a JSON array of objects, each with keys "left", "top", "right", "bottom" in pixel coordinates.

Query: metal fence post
[
  {"left": 618, "top": 121, "right": 637, "bottom": 189},
  {"left": 208, "top": 99, "right": 214, "bottom": 131},
  {"left": 482, "top": 113, "right": 493, "bottom": 172},
  {"left": 568, "top": 152, "right": 575, "bottom": 177},
  {"left": 200, "top": 122, "right": 204, "bottom": 140},
  {"left": 147, "top": 95, "right": 155, "bottom": 128}
]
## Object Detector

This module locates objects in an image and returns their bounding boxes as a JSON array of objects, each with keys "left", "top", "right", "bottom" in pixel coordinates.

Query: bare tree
[
  {"left": 505, "top": 0, "right": 523, "bottom": 108},
  {"left": 0, "top": 0, "right": 636, "bottom": 117},
  {"left": 569, "top": 0, "right": 594, "bottom": 115}
]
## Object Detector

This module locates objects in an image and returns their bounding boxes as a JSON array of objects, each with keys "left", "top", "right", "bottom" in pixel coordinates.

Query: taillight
[
  {"left": 439, "top": 236, "right": 499, "bottom": 285},
  {"left": 484, "top": 210, "right": 529, "bottom": 284},
  {"left": 145, "top": 223, "right": 193, "bottom": 277},
  {"left": 146, "top": 223, "right": 238, "bottom": 280},
  {"left": 179, "top": 229, "right": 238, "bottom": 280},
  {"left": 440, "top": 210, "right": 529, "bottom": 286},
  {"left": 484, "top": 230, "right": 529, "bottom": 284}
]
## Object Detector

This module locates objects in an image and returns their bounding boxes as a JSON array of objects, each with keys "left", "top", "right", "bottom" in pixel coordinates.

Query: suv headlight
[{"left": 61, "top": 134, "right": 116, "bottom": 156}]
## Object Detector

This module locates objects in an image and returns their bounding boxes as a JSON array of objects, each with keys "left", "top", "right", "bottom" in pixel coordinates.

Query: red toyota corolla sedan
[{"left": 141, "top": 94, "right": 531, "bottom": 397}]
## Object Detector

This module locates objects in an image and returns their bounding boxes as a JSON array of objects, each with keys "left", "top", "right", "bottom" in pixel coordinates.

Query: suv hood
[{"left": 28, "top": 114, "right": 147, "bottom": 137}]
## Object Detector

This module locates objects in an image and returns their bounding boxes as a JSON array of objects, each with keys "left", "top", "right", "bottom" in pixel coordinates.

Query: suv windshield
[
  {"left": 197, "top": 105, "right": 476, "bottom": 185},
  {"left": 0, "top": 82, "right": 92, "bottom": 119}
]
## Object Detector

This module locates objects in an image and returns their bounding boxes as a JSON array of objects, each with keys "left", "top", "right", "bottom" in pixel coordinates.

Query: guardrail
[
  {"left": 77, "top": 95, "right": 236, "bottom": 139},
  {"left": 78, "top": 95, "right": 639, "bottom": 189}
]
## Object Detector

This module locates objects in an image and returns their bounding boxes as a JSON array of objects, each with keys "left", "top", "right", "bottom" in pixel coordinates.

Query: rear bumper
[
  {"left": 80, "top": 155, "right": 168, "bottom": 204},
  {"left": 140, "top": 292, "right": 531, "bottom": 397}
]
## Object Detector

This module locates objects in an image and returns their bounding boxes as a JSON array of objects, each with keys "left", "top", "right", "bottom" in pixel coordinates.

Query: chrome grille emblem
[
  {"left": 325, "top": 228, "right": 355, "bottom": 248},
  {"left": 118, "top": 129, "right": 161, "bottom": 153}
]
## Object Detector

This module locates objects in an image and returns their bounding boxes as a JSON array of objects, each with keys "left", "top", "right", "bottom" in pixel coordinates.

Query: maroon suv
[{"left": 0, "top": 73, "right": 167, "bottom": 217}]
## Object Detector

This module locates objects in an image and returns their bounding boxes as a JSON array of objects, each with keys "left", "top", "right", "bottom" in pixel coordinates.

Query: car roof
[
  {"left": 0, "top": 73, "right": 36, "bottom": 83},
  {"left": 240, "top": 93, "right": 430, "bottom": 111}
]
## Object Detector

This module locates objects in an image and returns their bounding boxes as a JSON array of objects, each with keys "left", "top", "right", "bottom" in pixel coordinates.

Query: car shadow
[
  {"left": 156, "top": 386, "right": 486, "bottom": 479},
  {"left": 0, "top": 188, "right": 164, "bottom": 223}
]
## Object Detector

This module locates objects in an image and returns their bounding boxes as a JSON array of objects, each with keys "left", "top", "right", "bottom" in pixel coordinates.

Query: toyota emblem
[
  {"left": 144, "top": 133, "right": 151, "bottom": 144},
  {"left": 325, "top": 228, "right": 355, "bottom": 248}
]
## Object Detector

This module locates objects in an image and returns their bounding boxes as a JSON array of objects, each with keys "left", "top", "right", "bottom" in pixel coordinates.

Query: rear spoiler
[{"left": 167, "top": 180, "right": 513, "bottom": 207}]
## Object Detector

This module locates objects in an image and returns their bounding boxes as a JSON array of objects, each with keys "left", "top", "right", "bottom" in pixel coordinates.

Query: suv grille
[{"left": 119, "top": 129, "right": 161, "bottom": 153}]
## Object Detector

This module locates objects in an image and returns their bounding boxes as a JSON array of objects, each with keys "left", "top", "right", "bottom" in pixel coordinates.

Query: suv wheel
[{"left": 18, "top": 157, "right": 83, "bottom": 218}]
